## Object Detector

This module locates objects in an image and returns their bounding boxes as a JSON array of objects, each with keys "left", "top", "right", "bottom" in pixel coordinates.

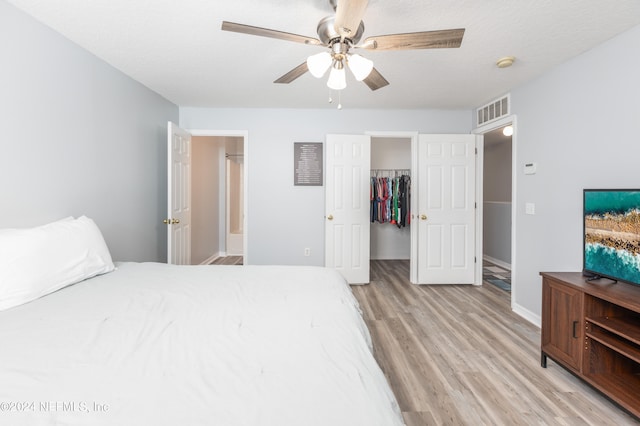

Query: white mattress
[{"left": 0, "top": 262, "right": 404, "bottom": 425}]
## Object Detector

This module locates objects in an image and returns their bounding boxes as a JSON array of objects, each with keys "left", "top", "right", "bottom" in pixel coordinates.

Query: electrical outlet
[{"left": 304, "top": 248, "right": 311, "bottom": 257}]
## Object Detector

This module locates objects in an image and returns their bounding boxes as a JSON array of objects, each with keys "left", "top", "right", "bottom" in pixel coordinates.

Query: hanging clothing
[
  {"left": 370, "top": 173, "right": 411, "bottom": 228},
  {"left": 398, "top": 175, "right": 410, "bottom": 228}
]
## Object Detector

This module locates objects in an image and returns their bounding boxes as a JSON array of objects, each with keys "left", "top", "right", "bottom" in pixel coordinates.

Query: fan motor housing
[{"left": 317, "top": 16, "right": 364, "bottom": 46}]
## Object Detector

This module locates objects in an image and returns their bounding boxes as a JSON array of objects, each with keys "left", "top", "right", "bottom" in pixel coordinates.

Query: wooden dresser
[{"left": 540, "top": 272, "right": 640, "bottom": 419}]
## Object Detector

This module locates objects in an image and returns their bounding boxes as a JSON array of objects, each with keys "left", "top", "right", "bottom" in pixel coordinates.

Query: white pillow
[{"left": 0, "top": 216, "right": 115, "bottom": 311}]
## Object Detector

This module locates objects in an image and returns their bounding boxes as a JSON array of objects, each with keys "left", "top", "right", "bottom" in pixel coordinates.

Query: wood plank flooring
[
  {"left": 209, "top": 256, "right": 243, "bottom": 265},
  {"left": 350, "top": 260, "right": 639, "bottom": 426}
]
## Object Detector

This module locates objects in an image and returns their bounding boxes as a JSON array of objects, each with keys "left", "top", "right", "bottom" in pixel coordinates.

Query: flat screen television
[{"left": 583, "top": 189, "right": 640, "bottom": 285}]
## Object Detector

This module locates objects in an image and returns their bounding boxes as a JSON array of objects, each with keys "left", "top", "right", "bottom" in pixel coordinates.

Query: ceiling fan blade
[
  {"left": 221, "top": 21, "right": 322, "bottom": 46},
  {"left": 363, "top": 67, "right": 389, "bottom": 91},
  {"left": 359, "top": 28, "right": 465, "bottom": 50},
  {"left": 274, "top": 62, "right": 309, "bottom": 84},
  {"left": 334, "top": 0, "right": 369, "bottom": 40}
]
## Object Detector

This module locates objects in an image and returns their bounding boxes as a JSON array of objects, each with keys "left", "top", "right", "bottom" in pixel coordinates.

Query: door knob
[
  {"left": 172, "top": 218, "right": 180, "bottom": 224},
  {"left": 327, "top": 214, "right": 334, "bottom": 220},
  {"left": 421, "top": 214, "right": 427, "bottom": 220},
  {"left": 163, "top": 218, "right": 181, "bottom": 225}
]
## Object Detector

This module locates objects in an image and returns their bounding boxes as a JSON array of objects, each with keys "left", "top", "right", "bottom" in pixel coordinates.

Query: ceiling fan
[{"left": 221, "top": 0, "right": 465, "bottom": 92}]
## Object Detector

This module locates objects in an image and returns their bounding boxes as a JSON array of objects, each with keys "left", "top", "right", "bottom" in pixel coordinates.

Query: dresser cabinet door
[{"left": 541, "top": 277, "right": 584, "bottom": 371}]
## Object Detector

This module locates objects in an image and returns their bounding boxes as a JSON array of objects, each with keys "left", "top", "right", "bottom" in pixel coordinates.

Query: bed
[{"left": 0, "top": 217, "right": 404, "bottom": 425}]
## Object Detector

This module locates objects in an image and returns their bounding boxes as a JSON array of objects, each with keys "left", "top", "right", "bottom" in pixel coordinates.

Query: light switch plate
[
  {"left": 524, "top": 163, "right": 537, "bottom": 175},
  {"left": 525, "top": 203, "right": 535, "bottom": 215}
]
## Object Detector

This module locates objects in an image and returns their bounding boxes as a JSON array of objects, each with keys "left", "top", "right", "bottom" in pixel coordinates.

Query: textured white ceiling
[{"left": 6, "top": 0, "right": 640, "bottom": 109}]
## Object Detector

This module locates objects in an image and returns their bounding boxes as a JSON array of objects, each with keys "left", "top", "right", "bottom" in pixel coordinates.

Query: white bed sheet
[{"left": 0, "top": 262, "right": 404, "bottom": 426}]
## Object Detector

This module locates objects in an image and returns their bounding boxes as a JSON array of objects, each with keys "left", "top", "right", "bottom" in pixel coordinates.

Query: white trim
[
  {"left": 189, "top": 129, "right": 247, "bottom": 137},
  {"left": 186, "top": 129, "right": 250, "bottom": 265},
  {"left": 474, "top": 115, "right": 514, "bottom": 135},
  {"left": 483, "top": 254, "right": 511, "bottom": 271},
  {"left": 474, "top": 134, "right": 484, "bottom": 286},
  {"left": 364, "top": 131, "right": 419, "bottom": 138},
  {"left": 410, "top": 133, "right": 418, "bottom": 284}
]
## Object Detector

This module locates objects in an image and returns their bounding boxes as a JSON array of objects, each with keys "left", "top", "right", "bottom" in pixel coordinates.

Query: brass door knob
[
  {"left": 327, "top": 214, "right": 334, "bottom": 220},
  {"left": 172, "top": 218, "right": 180, "bottom": 224},
  {"left": 163, "top": 218, "right": 181, "bottom": 225},
  {"left": 421, "top": 214, "right": 427, "bottom": 220}
]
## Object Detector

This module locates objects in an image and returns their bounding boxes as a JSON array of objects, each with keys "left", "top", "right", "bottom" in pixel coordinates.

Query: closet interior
[{"left": 370, "top": 137, "right": 412, "bottom": 262}]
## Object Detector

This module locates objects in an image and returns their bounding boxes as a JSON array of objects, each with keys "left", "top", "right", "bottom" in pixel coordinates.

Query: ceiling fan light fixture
[
  {"left": 221, "top": 2, "right": 466, "bottom": 94},
  {"left": 347, "top": 54, "right": 374, "bottom": 81},
  {"left": 327, "top": 61, "right": 347, "bottom": 90},
  {"left": 307, "top": 51, "right": 332, "bottom": 78}
]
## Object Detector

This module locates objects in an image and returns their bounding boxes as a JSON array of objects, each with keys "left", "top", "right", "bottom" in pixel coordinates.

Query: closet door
[
  {"left": 417, "top": 134, "right": 477, "bottom": 284},
  {"left": 325, "top": 134, "right": 371, "bottom": 284}
]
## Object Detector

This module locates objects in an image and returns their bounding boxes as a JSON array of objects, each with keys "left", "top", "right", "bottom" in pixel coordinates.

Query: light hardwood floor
[
  {"left": 209, "top": 256, "right": 243, "bottom": 265},
  {"left": 350, "top": 260, "right": 639, "bottom": 426}
]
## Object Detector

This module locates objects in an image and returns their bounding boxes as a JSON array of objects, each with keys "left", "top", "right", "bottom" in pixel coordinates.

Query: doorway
[
  {"left": 474, "top": 118, "right": 516, "bottom": 308},
  {"left": 370, "top": 137, "right": 412, "bottom": 265},
  {"left": 482, "top": 125, "right": 512, "bottom": 292},
  {"left": 191, "top": 134, "right": 246, "bottom": 265},
  {"left": 366, "top": 131, "right": 419, "bottom": 283}
]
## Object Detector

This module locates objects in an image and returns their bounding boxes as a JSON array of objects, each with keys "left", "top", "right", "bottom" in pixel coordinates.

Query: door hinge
[{"left": 475, "top": 147, "right": 478, "bottom": 155}]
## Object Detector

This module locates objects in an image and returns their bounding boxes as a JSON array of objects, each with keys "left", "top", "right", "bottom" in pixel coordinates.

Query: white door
[
  {"left": 325, "top": 134, "right": 371, "bottom": 284},
  {"left": 166, "top": 122, "right": 192, "bottom": 265},
  {"left": 417, "top": 134, "right": 477, "bottom": 284}
]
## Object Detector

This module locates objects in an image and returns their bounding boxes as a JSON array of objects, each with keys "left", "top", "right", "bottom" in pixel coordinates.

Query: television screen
[{"left": 583, "top": 189, "right": 640, "bottom": 285}]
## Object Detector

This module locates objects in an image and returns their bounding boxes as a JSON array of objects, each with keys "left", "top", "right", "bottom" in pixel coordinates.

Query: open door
[
  {"left": 325, "top": 134, "right": 371, "bottom": 284},
  {"left": 416, "top": 134, "right": 478, "bottom": 284},
  {"left": 166, "top": 122, "right": 192, "bottom": 265}
]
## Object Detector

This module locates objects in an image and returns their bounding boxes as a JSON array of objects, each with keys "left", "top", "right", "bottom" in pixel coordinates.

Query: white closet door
[
  {"left": 416, "top": 134, "right": 477, "bottom": 284},
  {"left": 167, "top": 122, "right": 192, "bottom": 265},
  {"left": 325, "top": 134, "right": 371, "bottom": 284}
]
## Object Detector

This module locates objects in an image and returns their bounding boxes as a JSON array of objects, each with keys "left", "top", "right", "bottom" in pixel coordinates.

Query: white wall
[
  {"left": 510, "top": 23, "right": 640, "bottom": 323},
  {"left": 180, "top": 108, "right": 471, "bottom": 265},
  {"left": 0, "top": 1, "right": 179, "bottom": 261}
]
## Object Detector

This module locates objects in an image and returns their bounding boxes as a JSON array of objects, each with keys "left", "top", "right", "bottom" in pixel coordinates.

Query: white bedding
[{"left": 0, "top": 262, "right": 403, "bottom": 426}]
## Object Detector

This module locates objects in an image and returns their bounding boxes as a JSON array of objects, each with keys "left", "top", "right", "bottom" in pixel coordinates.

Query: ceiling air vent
[{"left": 476, "top": 94, "right": 510, "bottom": 127}]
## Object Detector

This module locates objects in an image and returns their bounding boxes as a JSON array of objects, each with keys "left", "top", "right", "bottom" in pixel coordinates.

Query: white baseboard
[
  {"left": 512, "top": 302, "right": 541, "bottom": 328},
  {"left": 483, "top": 255, "right": 511, "bottom": 271}
]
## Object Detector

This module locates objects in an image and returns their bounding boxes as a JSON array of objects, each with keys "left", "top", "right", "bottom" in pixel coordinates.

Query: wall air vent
[{"left": 476, "top": 94, "right": 510, "bottom": 127}]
